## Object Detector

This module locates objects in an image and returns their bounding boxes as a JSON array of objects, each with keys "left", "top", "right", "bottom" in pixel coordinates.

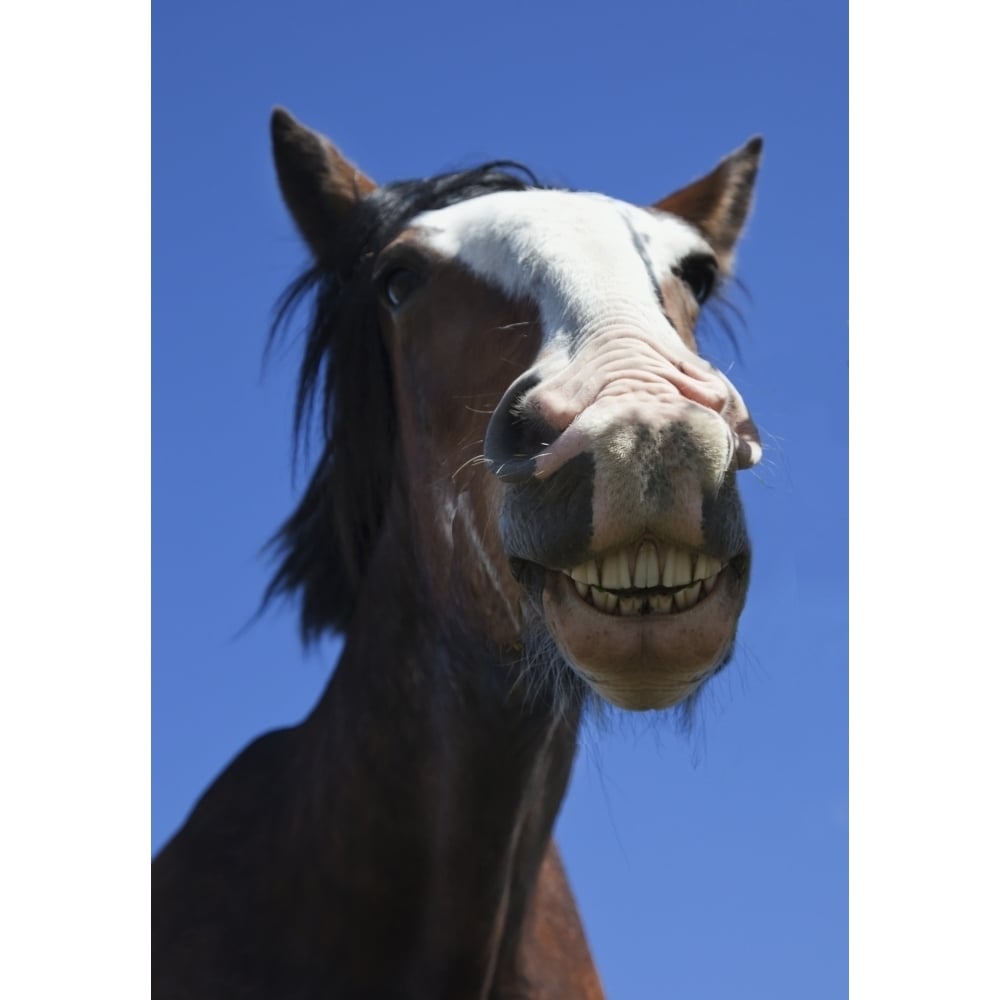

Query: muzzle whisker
[
  {"left": 492, "top": 321, "right": 534, "bottom": 332},
  {"left": 450, "top": 453, "right": 491, "bottom": 481}
]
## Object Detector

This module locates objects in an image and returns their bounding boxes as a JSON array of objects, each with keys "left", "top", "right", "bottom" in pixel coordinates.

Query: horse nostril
[{"left": 484, "top": 372, "right": 556, "bottom": 483}]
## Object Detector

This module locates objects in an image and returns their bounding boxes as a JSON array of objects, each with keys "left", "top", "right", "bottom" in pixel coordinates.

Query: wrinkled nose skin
[{"left": 484, "top": 329, "right": 761, "bottom": 568}]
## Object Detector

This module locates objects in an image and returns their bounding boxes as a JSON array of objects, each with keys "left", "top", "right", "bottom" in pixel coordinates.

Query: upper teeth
[{"left": 567, "top": 544, "right": 724, "bottom": 593}]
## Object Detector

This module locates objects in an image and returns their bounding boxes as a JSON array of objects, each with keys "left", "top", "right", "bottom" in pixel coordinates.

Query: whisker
[
  {"left": 451, "top": 453, "right": 491, "bottom": 481},
  {"left": 492, "top": 321, "right": 533, "bottom": 332}
]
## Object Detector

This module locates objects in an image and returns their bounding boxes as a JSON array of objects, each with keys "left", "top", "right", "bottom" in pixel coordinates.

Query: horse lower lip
[{"left": 539, "top": 569, "right": 745, "bottom": 710}]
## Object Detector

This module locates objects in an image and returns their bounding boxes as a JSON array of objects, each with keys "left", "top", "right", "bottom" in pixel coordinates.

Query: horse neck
[{"left": 299, "top": 490, "right": 583, "bottom": 995}]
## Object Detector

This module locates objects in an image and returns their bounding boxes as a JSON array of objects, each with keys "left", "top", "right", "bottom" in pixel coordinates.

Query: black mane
[{"left": 265, "top": 162, "right": 546, "bottom": 640}]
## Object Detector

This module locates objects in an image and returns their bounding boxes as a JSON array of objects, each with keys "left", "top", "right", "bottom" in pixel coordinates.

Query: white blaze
[{"left": 414, "top": 190, "right": 712, "bottom": 350}]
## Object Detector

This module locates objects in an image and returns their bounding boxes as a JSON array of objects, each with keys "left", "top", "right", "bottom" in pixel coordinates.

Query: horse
[{"left": 152, "top": 108, "right": 764, "bottom": 999}]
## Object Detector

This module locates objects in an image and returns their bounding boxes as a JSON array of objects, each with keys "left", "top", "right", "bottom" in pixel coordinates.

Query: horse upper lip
[{"left": 565, "top": 541, "right": 727, "bottom": 593}]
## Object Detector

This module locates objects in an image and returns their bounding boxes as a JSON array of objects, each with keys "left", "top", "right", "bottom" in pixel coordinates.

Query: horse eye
[
  {"left": 676, "top": 256, "right": 718, "bottom": 306},
  {"left": 381, "top": 266, "right": 422, "bottom": 309}
]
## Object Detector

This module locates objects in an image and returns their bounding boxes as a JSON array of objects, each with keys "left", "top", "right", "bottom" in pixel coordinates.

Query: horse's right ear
[
  {"left": 270, "top": 108, "right": 377, "bottom": 260},
  {"left": 653, "top": 136, "right": 763, "bottom": 274}
]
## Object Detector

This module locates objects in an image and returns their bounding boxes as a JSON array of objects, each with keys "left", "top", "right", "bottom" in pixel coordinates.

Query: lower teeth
[{"left": 572, "top": 580, "right": 712, "bottom": 616}]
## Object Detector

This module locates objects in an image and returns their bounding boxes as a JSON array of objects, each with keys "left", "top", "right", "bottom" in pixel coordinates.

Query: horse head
[{"left": 269, "top": 108, "right": 762, "bottom": 712}]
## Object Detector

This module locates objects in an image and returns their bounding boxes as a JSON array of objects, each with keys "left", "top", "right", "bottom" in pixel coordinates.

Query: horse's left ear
[
  {"left": 653, "top": 137, "right": 763, "bottom": 272},
  {"left": 271, "top": 108, "right": 377, "bottom": 260}
]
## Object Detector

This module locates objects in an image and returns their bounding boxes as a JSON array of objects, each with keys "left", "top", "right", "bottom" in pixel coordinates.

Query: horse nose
[
  {"left": 486, "top": 349, "right": 760, "bottom": 491},
  {"left": 484, "top": 370, "right": 558, "bottom": 483}
]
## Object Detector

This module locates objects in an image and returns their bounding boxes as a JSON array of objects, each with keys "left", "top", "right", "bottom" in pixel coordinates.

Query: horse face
[
  {"left": 382, "top": 186, "right": 761, "bottom": 710},
  {"left": 271, "top": 109, "right": 762, "bottom": 711}
]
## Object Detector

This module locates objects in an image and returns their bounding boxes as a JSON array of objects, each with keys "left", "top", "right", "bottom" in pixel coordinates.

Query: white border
[
  {"left": 0, "top": 3, "right": 150, "bottom": 996},
  {"left": 851, "top": 2, "right": 999, "bottom": 995},
  {"left": 7, "top": 0, "right": 1000, "bottom": 995}
]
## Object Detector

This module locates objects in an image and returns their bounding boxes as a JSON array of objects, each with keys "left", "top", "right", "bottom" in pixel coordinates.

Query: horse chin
[{"left": 539, "top": 567, "right": 746, "bottom": 711}]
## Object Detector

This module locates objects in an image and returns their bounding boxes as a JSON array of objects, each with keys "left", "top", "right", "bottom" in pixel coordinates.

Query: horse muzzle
[{"left": 485, "top": 333, "right": 758, "bottom": 710}]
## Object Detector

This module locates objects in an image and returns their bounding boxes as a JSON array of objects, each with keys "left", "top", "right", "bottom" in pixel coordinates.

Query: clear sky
[{"left": 153, "top": 1, "right": 846, "bottom": 996}]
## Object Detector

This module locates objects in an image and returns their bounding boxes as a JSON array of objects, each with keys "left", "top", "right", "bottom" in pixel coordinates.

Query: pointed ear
[
  {"left": 653, "top": 136, "right": 763, "bottom": 272},
  {"left": 270, "top": 108, "right": 377, "bottom": 260}
]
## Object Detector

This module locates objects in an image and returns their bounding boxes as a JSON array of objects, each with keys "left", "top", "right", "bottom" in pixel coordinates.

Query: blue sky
[{"left": 153, "top": 1, "right": 846, "bottom": 996}]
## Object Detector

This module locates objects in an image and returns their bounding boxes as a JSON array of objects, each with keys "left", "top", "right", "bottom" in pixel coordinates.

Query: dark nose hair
[{"left": 484, "top": 371, "right": 557, "bottom": 484}]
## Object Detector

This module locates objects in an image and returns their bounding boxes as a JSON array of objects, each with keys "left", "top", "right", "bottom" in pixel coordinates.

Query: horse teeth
[
  {"left": 569, "top": 561, "right": 601, "bottom": 586},
  {"left": 661, "top": 547, "right": 683, "bottom": 588},
  {"left": 694, "top": 554, "right": 723, "bottom": 582},
  {"left": 589, "top": 587, "right": 610, "bottom": 613},
  {"left": 594, "top": 589, "right": 619, "bottom": 615},
  {"left": 650, "top": 593, "right": 674, "bottom": 614},
  {"left": 618, "top": 595, "right": 642, "bottom": 616},
  {"left": 601, "top": 553, "right": 624, "bottom": 590},
  {"left": 635, "top": 542, "right": 658, "bottom": 589},
  {"left": 572, "top": 546, "right": 725, "bottom": 600},
  {"left": 674, "top": 582, "right": 702, "bottom": 611},
  {"left": 616, "top": 550, "right": 631, "bottom": 589}
]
